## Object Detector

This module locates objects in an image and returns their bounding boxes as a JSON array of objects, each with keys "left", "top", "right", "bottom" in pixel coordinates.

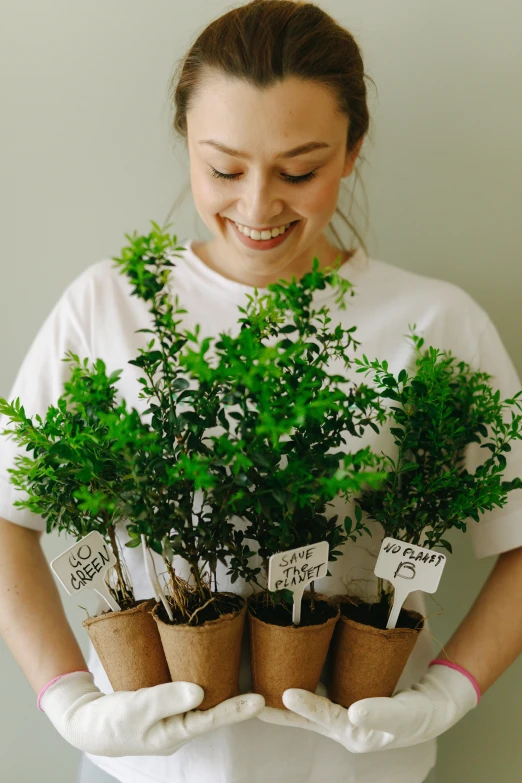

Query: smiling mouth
[
  {"left": 232, "top": 220, "right": 299, "bottom": 231},
  {"left": 228, "top": 217, "right": 301, "bottom": 247},
  {"left": 227, "top": 218, "right": 299, "bottom": 234}
]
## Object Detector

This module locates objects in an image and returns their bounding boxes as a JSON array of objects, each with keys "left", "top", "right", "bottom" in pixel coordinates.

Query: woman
[{"left": 1, "top": 2, "right": 522, "bottom": 782}]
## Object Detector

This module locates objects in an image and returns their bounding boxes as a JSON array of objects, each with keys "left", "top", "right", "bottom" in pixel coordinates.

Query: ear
[{"left": 341, "top": 136, "right": 364, "bottom": 178}]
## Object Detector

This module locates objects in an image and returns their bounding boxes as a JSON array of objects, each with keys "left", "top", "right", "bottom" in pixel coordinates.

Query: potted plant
[
  {"left": 177, "top": 253, "right": 389, "bottom": 709},
  {"left": 109, "top": 223, "right": 265, "bottom": 709},
  {"left": 329, "top": 326, "right": 522, "bottom": 707},
  {"left": 0, "top": 352, "right": 171, "bottom": 691},
  {"left": 100, "top": 398, "right": 256, "bottom": 711}
]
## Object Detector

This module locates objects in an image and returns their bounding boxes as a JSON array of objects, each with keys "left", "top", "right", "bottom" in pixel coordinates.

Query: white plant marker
[
  {"left": 51, "top": 530, "right": 121, "bottom": 612},
  {"left": 268, "top": 541, "right": 329, "bottom": 625},
  {"left": 374, "top": 536, "right": 447, "bottom": 629},
  {"left": 141, "top": 534, "right": 174, "bottom": 622}
]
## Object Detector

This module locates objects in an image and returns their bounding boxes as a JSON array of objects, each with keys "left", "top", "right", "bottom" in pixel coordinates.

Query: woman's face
[{"left": 186, "top": 73, "right": 363, "bottom": 286}]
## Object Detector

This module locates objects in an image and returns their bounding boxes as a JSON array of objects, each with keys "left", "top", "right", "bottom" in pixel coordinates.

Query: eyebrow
[{"left": 198, "top": 139, "right": 331, "bottom": 160}]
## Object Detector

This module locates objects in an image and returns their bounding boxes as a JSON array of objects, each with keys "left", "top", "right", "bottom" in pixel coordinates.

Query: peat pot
[
  {"left": 248, "top": 591, "right": 340, "bottom": 710},
  {"left": 152, "top": 592, "right": 246, "bottom": 711},
  {"left": 83, "top": 597, "right": 171, "bottom": 691},
  {"left": 328, "top": 595, "right": 424, "bottom": 708}
]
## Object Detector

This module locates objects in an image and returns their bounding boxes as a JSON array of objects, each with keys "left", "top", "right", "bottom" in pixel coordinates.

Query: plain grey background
[{"left": 1, "top": 1, "right": 522, "bottom": 781}]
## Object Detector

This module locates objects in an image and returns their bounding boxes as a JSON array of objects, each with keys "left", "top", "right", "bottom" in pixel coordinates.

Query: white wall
[{"left": 1, "top": 1, "right": 521, "bottom": 780}]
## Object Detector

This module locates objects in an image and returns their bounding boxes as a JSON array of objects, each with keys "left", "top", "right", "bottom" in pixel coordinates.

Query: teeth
[{"left": 233, "top": 220, "right": 294, "bottom": 240}]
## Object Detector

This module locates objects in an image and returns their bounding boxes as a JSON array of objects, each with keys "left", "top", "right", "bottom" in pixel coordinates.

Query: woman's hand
[
  {"left": 40, "top": 671, "right": 265, "bottom": 757},
  {"left": 257, "top": 663, "right": 478, "bottom": 752}
]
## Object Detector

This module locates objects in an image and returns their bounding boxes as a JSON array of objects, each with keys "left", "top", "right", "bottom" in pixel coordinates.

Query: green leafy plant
[
  {"left": 0, "top": 353, "right": 137, "bottom": 609},
  {"left": 109, "top": 222, "right": 273, "bottom": 624},
  {"left": 352, "top": 325, "right": 522, "bottom": 605},
  {"left": 172, "top": 238, "right": 390, "bottom": 614}
]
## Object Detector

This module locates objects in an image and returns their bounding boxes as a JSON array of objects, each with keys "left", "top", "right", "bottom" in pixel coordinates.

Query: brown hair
[{"left": 165, "top": 0, "right": 376, "bottom": 257}]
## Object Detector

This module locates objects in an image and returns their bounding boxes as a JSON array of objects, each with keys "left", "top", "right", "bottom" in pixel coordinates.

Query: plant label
[
  {"left": 141, "top": 534, "right": 174, "bottom": 622},
  {"left": 268, "top": 541, "right": 329, "bottom": 625},
  {"left": 374, "top": 537, "right": 447, "bottom": 629},
  {"left": 50, "top": 531, "right": 121, "bottom": 612}
]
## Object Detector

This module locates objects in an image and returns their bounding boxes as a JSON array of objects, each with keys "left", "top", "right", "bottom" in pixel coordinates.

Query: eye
[{"left": 208, "top": 165, "right": 318, "bottom": 184}]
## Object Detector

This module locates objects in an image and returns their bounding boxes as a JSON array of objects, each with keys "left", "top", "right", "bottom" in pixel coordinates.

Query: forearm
[
  {"left": 0, "top": 517, "right": 87, "bottom": 695},
  {"left": 437, "top": 544, "right": 522, "bottom": 693}
]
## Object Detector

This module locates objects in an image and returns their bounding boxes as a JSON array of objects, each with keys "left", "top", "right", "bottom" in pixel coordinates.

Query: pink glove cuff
[
  {"left": 37, "top": 670, "right": 90, "bottom": 712},
  {"left": 429, "top": 658, "right": 481, "bottom": 704}
]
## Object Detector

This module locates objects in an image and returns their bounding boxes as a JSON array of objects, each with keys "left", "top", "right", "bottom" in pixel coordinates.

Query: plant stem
[
  {"left": 377, "top": 576, "right": 385, "bottom": 602},
  {"left": 107, "top": 522, "right": 132, "bottom": 605},
  {"left": 309, "top": 579, "right": 316, "bottom": 611},
  {"left": 190, "top": 562, "right": 209, "bottom": 600}
]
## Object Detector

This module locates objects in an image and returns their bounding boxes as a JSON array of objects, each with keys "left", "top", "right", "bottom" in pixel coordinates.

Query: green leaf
[
  {"left": 400, "top": 461, "right": 419, "bottom": 473},
  {"left": 411, "top": 379, "right": 428, "bottom": 397}
]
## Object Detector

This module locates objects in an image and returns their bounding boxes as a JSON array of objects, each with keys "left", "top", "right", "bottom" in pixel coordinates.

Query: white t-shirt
[{"left": 1, "top": 239, "right": 522, "bottom": 783}]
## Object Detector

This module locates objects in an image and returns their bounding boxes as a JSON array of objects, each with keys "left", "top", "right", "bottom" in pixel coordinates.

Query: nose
[{"left": 236, "top": 172, "right": 286, "bottom": 228}]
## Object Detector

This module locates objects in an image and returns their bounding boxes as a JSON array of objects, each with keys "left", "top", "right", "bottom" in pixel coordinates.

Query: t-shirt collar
[{"left": 174, "top": 238, "right": 369, "bottom": 304}]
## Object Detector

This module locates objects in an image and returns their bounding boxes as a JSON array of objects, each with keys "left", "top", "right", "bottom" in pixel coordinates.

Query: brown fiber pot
[
  {"left": 328, "top": 595, "right": 424, "bottom": 709},
  {"left": 151, "top": 593, "right": 246, "bottom": 711},
  {"left": 82, "top": 597, "right": 171, "bottom": 691},
  {"left": 248, "top": 593, "right": 340, "bottom": 710}
]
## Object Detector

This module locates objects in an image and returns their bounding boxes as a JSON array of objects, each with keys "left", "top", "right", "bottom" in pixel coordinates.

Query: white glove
[
  {"left": 258, "top": 663, "right": 479, "bottom": 752},
  {"left": 39, "top": 671, "right": 265, "bottom": 757}
]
